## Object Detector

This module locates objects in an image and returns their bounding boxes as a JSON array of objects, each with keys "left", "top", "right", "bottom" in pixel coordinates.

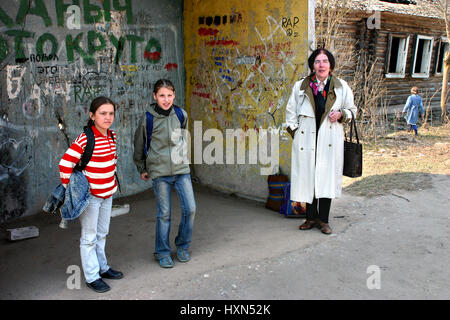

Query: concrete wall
[
  {"left": 184, "top": 0, "right": 311, "bottom": 200},
  {"left": 0, "top": 0, "right": 184, "bottom": 222}
]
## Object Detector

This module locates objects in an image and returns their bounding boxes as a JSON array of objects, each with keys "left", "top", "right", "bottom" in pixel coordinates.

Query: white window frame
[
  {"left": 435, "top": 37, "right": 449, "bottom": 75},
  {"left": 385, "top": 34, "right": 410, "bottom": 79},
  {"left": 411, "top": 35, "right": 434, "bottom": 78}
]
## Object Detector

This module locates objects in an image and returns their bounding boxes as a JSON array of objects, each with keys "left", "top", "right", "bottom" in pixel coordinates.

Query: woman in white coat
[{"left": 285, "top": 48, "right": 357, "bottom": 234}]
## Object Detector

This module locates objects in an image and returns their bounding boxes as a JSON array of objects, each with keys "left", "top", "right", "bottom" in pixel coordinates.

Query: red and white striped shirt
[{"left": 59, "top": 125, "right": 118, "bottom": 199}]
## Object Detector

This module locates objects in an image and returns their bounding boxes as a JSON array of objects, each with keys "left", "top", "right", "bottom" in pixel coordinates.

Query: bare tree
[
  {"left": 315, "top": 0, "right": 388, "bottom": 139},
  {"left": 431, "top": 0, "right": 450, "bottom": 122},
  {"left": 315, "top": 0, "right": 353, "bottom": 50}
]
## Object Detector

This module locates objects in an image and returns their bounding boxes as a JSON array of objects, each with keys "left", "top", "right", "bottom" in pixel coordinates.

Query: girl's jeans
[
  {"left": 152, "top": 174, "right": 196, "bottom": 259},
  {"left": 79, "top": 195, "right": 112, "bottom": 283}
]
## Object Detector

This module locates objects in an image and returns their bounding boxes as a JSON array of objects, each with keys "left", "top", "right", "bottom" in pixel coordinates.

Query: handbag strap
[{"left": 345, "top": 111, "right": 360, "bottom": 144}]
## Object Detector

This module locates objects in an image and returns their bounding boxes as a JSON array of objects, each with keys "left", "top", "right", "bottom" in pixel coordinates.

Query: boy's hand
[{"left": 141, "top": 172, "right": 149, "bottom": 181}]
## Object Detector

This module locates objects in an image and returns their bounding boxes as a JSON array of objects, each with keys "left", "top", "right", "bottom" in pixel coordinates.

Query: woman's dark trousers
[{"left": 306, "top": 197, "right": 331, "bottom": 223}]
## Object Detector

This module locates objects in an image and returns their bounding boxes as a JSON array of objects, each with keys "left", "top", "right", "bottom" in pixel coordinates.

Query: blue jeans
[
  {"left": 79, "top": 196, "right": 112, "bottom": 283},
  {"left": 152, "top": 174, "right": 196, "bottom": 259}
]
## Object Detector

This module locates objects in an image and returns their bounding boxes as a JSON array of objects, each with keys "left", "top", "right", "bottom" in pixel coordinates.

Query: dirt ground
[
  {"left": 0, "top": 124, "right": 449, "bottom": 301},
  {"left": 343, "top": 123, "right": 450, "bottom": 197}
]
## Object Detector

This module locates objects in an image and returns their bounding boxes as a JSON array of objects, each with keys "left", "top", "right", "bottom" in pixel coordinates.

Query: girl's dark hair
[
  {"left": 87, "top": 96, "right": 116, "bottom": 127},
  {"left": 153, "top": 79, "right": 175, "bottom": 94},
  {"left": 307, "top": 48, "right": 336, "bottom": 74}
]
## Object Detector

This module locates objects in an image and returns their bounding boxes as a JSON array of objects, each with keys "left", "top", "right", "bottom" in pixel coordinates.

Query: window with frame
[
  {"left": 435, "top": 37, "right": 449, "bottom": 75},
  {"left": 411, "top": 35, "right": 434, "bottom": 78},
  {"left": 385, "top": 34, "right": 409, "bottom": 78}
]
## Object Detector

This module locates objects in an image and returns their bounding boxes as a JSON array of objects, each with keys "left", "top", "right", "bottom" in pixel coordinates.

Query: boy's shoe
[
  {"left": 177, "top": 248, "right": 190, "bottom": 262},
  {"left": 159, "top": 256, "right": 174, "bottom": 268},
  {"left": 86, "top": 278, "right": 110, "bottom": 293}
]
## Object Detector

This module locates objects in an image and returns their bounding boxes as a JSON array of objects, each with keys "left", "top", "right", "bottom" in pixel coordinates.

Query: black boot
[
  {"left": 100, "top": 268, "right": 124, "bottom": 280},
  {"left": 86, "top": 278, "right": 110, "bottom": 293}
]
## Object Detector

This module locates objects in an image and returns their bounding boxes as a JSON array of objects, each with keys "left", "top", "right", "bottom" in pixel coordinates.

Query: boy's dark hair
[
  {"left": 307, "top": 48, "right": 336, "bottom": 74},
  {"left": 87, "top": 96, "right": 116, "bottom": 127},
  {"left": 153, "top": 79, "right": 175, "bottom": 94}
]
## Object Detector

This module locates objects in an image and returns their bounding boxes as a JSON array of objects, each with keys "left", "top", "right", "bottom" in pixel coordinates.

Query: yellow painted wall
[{"left": 184, "top": 0, "right": 310, "bottom": 198}]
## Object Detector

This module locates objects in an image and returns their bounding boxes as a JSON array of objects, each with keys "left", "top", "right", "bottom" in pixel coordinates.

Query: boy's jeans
[
  {"left": 79, "top": 196, "right": 112, "bottom": 283},
  {"left": 152, "top": 174, "right": 196, "bottom": 259}
]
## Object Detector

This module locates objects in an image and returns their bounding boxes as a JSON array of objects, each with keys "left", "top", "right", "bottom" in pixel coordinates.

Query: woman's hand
[
  {"left": 328, "top": 111, "right": 342, "bottom": 123},
  {"left": 141, "top": 172, "right": 149, "bottom": 181}
]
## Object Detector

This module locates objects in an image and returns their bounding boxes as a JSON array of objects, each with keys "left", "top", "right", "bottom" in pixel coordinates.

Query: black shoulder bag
[{"left": 343, "top": 111, "right": 363, "bottom": 178}]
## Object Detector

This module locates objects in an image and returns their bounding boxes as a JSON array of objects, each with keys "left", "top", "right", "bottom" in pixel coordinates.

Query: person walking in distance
[{"left": 403, "top": 86, "right": 424, "bottom": 136}]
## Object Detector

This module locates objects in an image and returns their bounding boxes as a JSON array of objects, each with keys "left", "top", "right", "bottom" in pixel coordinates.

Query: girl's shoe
[
  {"left": 159, "top": 256, "right": 174, "bottom": 268},
  {"left": 177, "top": 248, "right": 190, "bottom": 262},
  {"left": 86, "top": 278, "right": 110, "bottom": 293}
]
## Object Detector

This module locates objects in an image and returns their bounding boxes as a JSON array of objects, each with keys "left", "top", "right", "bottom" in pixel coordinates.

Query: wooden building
[{"left": 316, "top": 0, "right": 449, "bottom": 113}]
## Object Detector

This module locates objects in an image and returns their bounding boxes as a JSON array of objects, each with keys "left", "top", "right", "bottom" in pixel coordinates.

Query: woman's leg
[
  {"left": 305, "top": 197, "right": 319, "bottom": 221},
  {"left": 317, "top": 198, "right": 332, "bottom": 234},
  {"left": 300, "top": 197, "right": 319, "bottom": 230},
  {"left": 318, "top": 198, "right": 332, "bottom": 223}
]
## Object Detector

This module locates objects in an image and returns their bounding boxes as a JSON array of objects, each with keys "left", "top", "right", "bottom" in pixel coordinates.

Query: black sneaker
[
  {"left": 86, "top": 278, "right": 110, "bottom": 293},
  {"left": 100, "top": 268, "right": 124, "bottom": 280}
]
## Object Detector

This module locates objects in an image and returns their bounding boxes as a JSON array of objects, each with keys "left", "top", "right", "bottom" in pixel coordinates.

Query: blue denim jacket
[{"left": 43, "top": 170, "right": 92, "bottom": 220}]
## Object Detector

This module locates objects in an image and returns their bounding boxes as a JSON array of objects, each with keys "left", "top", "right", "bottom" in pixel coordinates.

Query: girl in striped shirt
[{"left": 59, "top": 96, "right": 123, "bottom": 293}]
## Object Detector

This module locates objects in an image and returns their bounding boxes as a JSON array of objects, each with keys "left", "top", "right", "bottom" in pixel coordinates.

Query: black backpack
[{"left": 74, "top": 126, "right": 121, "bottom": 192}]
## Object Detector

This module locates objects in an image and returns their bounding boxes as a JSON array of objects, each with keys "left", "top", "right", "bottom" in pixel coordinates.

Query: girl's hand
[
  {"left": 328, "top": 111, "right": 342, "bottom": 123},
  {"left": 141, "top": 172, "right": 149, "bottom": 181}
]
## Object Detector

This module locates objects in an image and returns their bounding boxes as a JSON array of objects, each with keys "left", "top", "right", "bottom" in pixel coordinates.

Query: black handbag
[{"left": 343, "top": 112, "right": 362, "bottom": 178}]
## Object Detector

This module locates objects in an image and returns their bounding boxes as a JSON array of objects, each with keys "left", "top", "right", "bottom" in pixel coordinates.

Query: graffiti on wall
[
  {"left": 0, "top": 136, "right": 33, "bottom": 182},
  {"left": 184, "top": 0, "right": 309, "bottom": 197},
  {"left": 0, "top": 0, "right": 184, "bottom": 222},
  {"left": 187, "top": 9, "right": 306, "bottom": 135}
]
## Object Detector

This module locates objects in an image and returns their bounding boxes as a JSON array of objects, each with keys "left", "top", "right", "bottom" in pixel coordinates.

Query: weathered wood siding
[{"left": 316, "top": 10, "right": 448, "bottom": 111}]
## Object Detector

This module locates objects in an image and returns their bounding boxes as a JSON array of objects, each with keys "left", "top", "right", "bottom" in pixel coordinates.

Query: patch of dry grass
[{"left": 343, "top": 123, "right": 450, "bottom": 197}]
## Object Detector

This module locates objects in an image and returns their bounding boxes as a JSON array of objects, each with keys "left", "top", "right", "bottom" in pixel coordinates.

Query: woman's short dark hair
[
  {"left": 153, "top": 79, "right": 175, "bottom": 94},
  {"left": 308, "top": 48, "right": 336, "bottom": 74},
  {"left": 87, "top": 96, "right": 116, "bottom": 127}
]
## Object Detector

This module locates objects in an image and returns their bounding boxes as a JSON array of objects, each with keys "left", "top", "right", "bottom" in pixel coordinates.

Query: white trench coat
[{"left": 285, "top": 76, "right": 357, "bottom": 204}]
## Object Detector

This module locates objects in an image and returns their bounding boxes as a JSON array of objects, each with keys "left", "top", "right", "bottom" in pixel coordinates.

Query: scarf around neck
[{"left": 309, "top": 74, "right": 331, "bottom": 98}]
